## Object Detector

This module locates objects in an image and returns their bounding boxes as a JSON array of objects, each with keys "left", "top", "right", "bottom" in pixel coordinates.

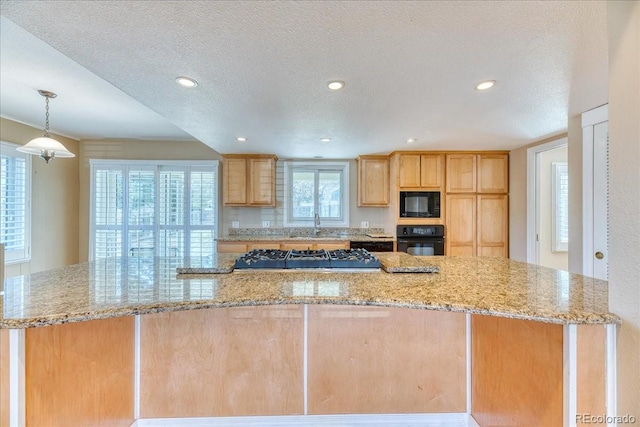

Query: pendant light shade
[{"left": 17, "top": 90, "right": 75, "bottom": 163}]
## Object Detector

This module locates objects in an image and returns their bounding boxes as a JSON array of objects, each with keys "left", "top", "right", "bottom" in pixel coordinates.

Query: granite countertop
[
  {"left": 176, "top": 252, "right": 438, "bottom": 274},
  {"left": 0, "top": 254, "right": 618, "bottom": 328}
]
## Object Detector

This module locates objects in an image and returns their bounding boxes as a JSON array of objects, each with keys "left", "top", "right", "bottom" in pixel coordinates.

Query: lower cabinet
[
  {"left": 446, "top": 194, "right": 508, "bottom": 257},
  {"left": 446, "top": 194, "right": 477, "bottom": 256},
  {"left": 477, "top": 195, "right": 509, "bottom": 257},
  {"left": 218, "top": 241, "right": 349, "bottom": 253}
]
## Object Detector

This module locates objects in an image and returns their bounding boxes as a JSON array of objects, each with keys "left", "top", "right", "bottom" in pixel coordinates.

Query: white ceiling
[{"left": 0, "top": 1, "right": 608, "bottom": 159}]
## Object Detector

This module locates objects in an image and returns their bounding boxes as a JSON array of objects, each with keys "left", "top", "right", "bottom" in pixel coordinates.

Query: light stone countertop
[{"left": 0, "top": 255, "right": 619, "bottom": 328}]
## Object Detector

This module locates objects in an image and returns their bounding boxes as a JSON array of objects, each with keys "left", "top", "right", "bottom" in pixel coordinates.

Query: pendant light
[{"left": 17, "top": 90, "right": 75, "bottom": 163}]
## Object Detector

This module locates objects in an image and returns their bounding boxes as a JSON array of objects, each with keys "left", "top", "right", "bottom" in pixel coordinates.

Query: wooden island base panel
[{"left": 0, "top": 305, "right": 611, "bottom": 427}]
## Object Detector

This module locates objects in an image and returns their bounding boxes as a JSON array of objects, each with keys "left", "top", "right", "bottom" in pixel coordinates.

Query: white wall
[
  {"left": 537, "top": 146, "right": 568, "bottom": 270},
  {"left": 607, "top": 0, "right": 640, "bottom": 416},
  {"left": 0, "top": 118, "right": 80, "bottom": 278}
]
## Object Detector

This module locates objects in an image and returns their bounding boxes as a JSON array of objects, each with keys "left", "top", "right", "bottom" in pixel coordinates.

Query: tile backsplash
[{"left": 227, "top": 227, "right": 386, "bottom": 238}]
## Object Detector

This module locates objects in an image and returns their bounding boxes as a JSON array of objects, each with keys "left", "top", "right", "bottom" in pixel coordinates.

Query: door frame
[{"left": 526, "top": 137, "right": 568, "bottom": 264}]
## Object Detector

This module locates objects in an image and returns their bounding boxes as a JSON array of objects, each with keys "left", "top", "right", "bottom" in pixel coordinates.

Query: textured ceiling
[{"left": 0, "top": 1, "right": 608, "bottom": 158}]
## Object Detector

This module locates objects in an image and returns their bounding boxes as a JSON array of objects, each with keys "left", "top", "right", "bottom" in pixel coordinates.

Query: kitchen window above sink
[{"left": 283, "top": 161, "right": 349, "bottom": 228}]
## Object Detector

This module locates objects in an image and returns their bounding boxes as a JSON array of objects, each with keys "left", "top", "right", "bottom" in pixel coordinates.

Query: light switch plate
[
  {"left": 262, "top": 220, "right": 270, "bottom": 228},
  {"left": 361, "top": 221, "right": 369, "bottom": 229},
  {"left": 232, "top": 221, "right": 240, "bottom": 229}
]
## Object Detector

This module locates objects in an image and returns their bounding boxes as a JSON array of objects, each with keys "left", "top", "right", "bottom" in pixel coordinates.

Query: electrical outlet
[
  {"left": 232, "top": 221, "right": 240, "bottom": 229},
  {"left": 262, "top": 220, "right": 270, "bottom": 228},
  {"left": 361, "top": 221, "right": 369, "bottom": 229}
]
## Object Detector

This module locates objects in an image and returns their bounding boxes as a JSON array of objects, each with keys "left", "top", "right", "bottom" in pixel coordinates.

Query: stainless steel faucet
[{"left": 314, "top": 212, "right": 321, "bottom": 236}]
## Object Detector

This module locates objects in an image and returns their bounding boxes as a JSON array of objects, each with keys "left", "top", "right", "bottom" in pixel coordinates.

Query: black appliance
[
  {"left": 349, "top": 240, "right": 394, "bottom": 252},
  {"left": 396, "top": 225, "right": 445, "bottom": 256},
  {"left": 399, "top": 191, "right": 441, "bottom": 218},
  {"left": 234, "top": 248, "right": 381, "bottom": 270}
]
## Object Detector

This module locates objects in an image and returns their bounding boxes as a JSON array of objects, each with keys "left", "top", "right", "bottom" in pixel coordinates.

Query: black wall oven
[{"left": 396, "top": 225, "right": 445, "bottom": 256}]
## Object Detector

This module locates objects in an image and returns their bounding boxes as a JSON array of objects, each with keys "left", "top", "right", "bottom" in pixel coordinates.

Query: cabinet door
[
  {"left": 280, "top": 242, "right": 316, "bottom": 251},
  {"left": 478, "top": 154, "right": 509, "bottom": 194},
  {"left": 315, "top": 242, "right": 350, "bottom": 251},
  {"left": 446, "top": 154, "right": 477, "bottom": 193},
  {"left": 247, "top": 242, "right": 281, "bottom": 250},
  {"left": 248, "top": 158, "right": 276, "bottom": 206},
  {"left": 217, "top": 242, "right": 248, "bottom": 253},
  {"left": 420, "top": 154, "right": 443, "bottom": 189},
  {"left": 446, "top": 194, "right": 476, "bottom": 256},
  {"left": 223, "top": 158, "right": 247, "bottom": 205},
  {"left": 398, "top": 154, "right": 422, "bottom": 188},
  {"left": 477, "top": 195, "right": 509, "bottom": 257},
  {"left": 358, "top": 157, "right": 389, "bottom": 206}
]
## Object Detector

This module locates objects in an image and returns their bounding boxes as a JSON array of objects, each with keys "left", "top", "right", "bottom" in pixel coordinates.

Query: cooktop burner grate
[{"left": 233, "top": 248, "right": 381, "bottom": 270}]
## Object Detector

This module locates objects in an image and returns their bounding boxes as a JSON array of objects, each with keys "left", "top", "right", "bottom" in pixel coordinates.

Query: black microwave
[{"left": 399, "top": 191, "right": 441, "bottom": 218}]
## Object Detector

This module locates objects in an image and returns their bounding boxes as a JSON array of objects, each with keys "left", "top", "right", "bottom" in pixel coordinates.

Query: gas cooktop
[{"left": 234, "top": 248, "right": 381, "bottom": 270}]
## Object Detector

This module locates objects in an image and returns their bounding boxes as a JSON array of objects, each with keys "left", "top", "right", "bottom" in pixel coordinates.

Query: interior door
[
  {"left": 591, "top": 121, "right": 609, "bottom": 280},
  {"left": 582, "top": 105, "right": 609, "bottom": 280}
]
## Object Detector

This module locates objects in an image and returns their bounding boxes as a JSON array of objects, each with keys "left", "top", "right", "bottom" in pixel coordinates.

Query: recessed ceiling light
[
  {"left": 175, "top": 76, "right": 198, "bottom": 88},
  {"left": 236, "top": 137, "right": 247, "bottom": 142},
  {"left": 405, "top": 138, "right": 417, "bottom": 144},
  {"left": 475, "top": 80, "right": 496, "bottom": 91},
  {"left": 327, "top": 80, "right": 345, "bottom": 91},
  {"left": 320, "top": 138, "right": 331, "bottom": 142}
]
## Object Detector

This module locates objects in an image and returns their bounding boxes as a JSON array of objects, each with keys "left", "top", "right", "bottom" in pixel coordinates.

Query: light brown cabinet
[
  {"left": 446, "top": 154, "right": 477, "bottom": 193},
  {"left": 398, "top": 154, "right": 443, "bottom": 189},
  {"left": 446, "top": 194, "right": 477, "bottom": 256},
  {"left": 445, "top": 152, "right": 509, "bottom": 257},
  {"left": 223, "top": 154, "right": 277, "bottom": 207},
  {"left": 218, "top": 240, "right": 349, "bottom": 253},
  {"left": 446, "top": 194, "right": 509, "bottom": 257},
  {"left": 446, "top": 153, "right": 508, "bottom": 194},
  {"left": 357, "top": 156, "right": 390, "bottom": 206},
  {"left": 477, "top": 154, "right": 509, "bottom": 194},
  {"left": 477, "top": 195, "right": 509, "bottom": 257}
]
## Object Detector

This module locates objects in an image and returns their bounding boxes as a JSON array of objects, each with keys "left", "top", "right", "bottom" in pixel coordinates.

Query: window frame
[
  {"left": 283, "top": 160, "right": 349, "bottom": 227},
  {"left": 1, "top": 140, "right": 32, "bottom": 264},
  {"left": 89, "top": 159, "right": 219, "bottom": 260},
  {"left": 551, "top": 161, "right": 569, "bottom": 252}
]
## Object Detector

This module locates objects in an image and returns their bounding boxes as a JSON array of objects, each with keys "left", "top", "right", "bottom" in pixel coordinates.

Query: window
[
  {"left": 1, "top": 141, "right": 31, "bottom": 263},
  {"left": 90, "top": 160, "right": 218, "bottom": 260},
  {"left": 284, "top": 161, "right": 349, "bottom": 227},
  {"left": 552, "top": 162, "right": 569, "bottom": 252}
]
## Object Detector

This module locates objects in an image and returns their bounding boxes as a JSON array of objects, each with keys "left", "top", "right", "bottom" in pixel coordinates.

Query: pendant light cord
[{"left": 44, "top": 96, "right": 50, "bottom": 137}]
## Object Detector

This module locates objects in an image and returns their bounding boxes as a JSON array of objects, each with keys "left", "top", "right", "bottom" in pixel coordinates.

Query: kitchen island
[{"left": 0, "top": 254, "right": 618, "bottom": 427}]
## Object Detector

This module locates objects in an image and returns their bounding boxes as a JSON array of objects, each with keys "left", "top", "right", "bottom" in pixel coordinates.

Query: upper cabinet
[
  {"left": 446, "top": 154, "right": 477, "bottom": 193},
  {"left": 446, "top": 153, "right": 508, "bottom": 194},
  {"left": 477, "top": 154, "right": 509, "bottom": 194},
  {"left": 357, "top": 156, "right": 390, "bottom": 206},
  {"left": 398, "top": 153, "right": 443, "bottom": 189},
  {"left": 223, "top": 154, "right": 277, "bottom": 207}
]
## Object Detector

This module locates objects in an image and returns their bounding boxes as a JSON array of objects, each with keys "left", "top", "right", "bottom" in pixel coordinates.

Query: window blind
[
  {"left": 90, "top": 161, "right": 218, "bottom": 260},
  {"left": 1, "top": 142, "right": 31, "bottom": 263}
]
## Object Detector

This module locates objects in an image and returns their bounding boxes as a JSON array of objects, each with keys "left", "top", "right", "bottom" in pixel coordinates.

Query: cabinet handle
[{"left": 595, "top": 251, "right": 604, "bottom": 260}]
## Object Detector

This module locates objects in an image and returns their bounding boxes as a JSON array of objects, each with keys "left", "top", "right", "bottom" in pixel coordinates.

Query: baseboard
[{"left": 132, "top": 412, "right": 477, "bottom": 427}]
